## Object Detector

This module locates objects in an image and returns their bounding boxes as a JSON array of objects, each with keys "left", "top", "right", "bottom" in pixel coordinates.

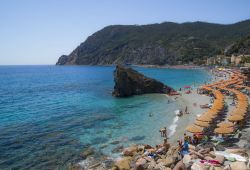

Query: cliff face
[
  {"left": 112, "top": 65, "right": 175, "bottom": 97},
  {"left": 56, "top": 20, "right": 250, "bottom": 65}
]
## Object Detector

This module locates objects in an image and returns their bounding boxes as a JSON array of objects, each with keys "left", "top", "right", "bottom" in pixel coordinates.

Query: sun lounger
[{"left": 200, "top": 104, "right": 210, "bottom": 109}]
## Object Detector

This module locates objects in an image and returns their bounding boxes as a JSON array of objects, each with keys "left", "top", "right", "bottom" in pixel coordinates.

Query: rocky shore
[
  {"left": 71, "top": 141, "right": 249, "bottom": 170},
  {"left": 111, "top": 142, "right": 249, "bottom": 170}
]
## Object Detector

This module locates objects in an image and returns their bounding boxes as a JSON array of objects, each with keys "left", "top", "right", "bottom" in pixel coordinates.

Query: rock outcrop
[{"left": 112, "top": 65, "right": 175, "bottom": 97}]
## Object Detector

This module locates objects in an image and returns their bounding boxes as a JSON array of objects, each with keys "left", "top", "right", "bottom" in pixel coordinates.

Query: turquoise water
[{"left": 0, "top": 66, "right": 211, "bottom": 169}]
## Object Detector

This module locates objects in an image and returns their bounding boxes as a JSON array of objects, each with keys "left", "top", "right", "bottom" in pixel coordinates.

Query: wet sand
[{"left": 167, "top": 90, "right": 211, "bottom": 144}]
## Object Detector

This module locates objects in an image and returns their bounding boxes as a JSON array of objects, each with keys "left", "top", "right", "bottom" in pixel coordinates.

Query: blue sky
[{"left": 0, "top": 0, "right": 250, "bottom": 65}]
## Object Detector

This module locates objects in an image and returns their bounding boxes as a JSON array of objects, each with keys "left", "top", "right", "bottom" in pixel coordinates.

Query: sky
[{"left": 0, "top": 0, "right": 250, "bottom": 65}]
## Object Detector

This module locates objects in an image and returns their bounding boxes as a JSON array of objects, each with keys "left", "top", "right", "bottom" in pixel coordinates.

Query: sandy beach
[{"left": 167, "top": 90, "right": 211, "bottom": 144}]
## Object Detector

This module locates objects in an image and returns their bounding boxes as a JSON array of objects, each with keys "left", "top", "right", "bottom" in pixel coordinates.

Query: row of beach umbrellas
[
  {"left": 186, "top": 88, "right": 225, "bottom": 133},
  {"left": 186, "top": 69, "right": 249, "bottom": 135}
]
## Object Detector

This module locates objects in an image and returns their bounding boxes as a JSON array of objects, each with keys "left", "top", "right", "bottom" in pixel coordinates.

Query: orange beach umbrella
[
  {"left": 194, "top": 120, "right": 210, "bottom": 127},
  {"left": 186, "top": 125, "right": 203, "bottom": 133},
  {"left": 228, "top": 115, "right": 244, "bottom": 122},
  {"left": 214, "top": 127, "right": 234, "bottom": 134},
  {"left": 217, "top": 122, "right": 234, "bottom": 128}
]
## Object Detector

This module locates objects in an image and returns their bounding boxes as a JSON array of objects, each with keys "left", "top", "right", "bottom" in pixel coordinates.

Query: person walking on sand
[{"left": 185, "top": 106, "right": 188, "bottom": 114}]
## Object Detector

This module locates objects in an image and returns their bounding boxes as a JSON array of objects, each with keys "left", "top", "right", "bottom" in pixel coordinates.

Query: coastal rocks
[
  {"left": 112, "top": 65, "right": 175, "bottom": 97},
  {"left": 137, "top": 145, "right": 145, "bottom": 152},
  {"left": 173, "top": 160, "right": 186, "bottom": 170},
  {"left": 135, "top": 158, "right": 147, "bottom": 168},
  {"left": 144, "top": 144, "right": 153, "bottom": 149},
  {"left": 229, "top": 161, "right": 248, "bottom": 170},
  {"left": 157, "top": 157, "right": 174, "bottom": 167},
  {"left": 191, "top": 162, "right": 206, "bottom": 170},
  {"left": 183, "top": 154, "right": 192, "bottom": 167},
  {"left": 111, "top": 141, "right": 249, "bottom": 170},
  {"left": 114, "top": 157, "right": 132, "bottom": 170},
  {"left": 147, "top": 160, "right": 157, "bottom": 170},
  {"left": 215, "top": 155, "right": 225, "bottom": 164},
  {"left": 123, "top": 146, "right": 138, "bottom": 157},
  {"left": 154, "top": 163, "right": 171, "bottom": 170}
]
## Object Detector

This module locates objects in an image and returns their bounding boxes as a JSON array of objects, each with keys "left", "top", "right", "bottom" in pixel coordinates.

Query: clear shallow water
[{"left": 0, "top": 66, "right": 211, "bottom": 169}]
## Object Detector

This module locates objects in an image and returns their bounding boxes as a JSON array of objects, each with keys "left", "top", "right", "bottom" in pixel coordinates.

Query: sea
[{"left": 0, "top": 65, "right": 212, "bottom": 169}]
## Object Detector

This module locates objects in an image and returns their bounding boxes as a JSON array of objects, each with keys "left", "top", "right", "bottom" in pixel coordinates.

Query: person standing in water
[
  {"left": 162, "top": 127, "right": 167, "bottom": 137},
  {"left": 160, "top": 127, "right": 167, "bottom": 137}
]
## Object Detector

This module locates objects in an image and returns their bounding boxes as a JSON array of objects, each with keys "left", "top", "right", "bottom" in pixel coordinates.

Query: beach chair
[
  {"left": 211, "top": 136, "right": 224, "bottom": 146},
  {"left": 200, "top": 135, "right": 209, "bottom": 143}
]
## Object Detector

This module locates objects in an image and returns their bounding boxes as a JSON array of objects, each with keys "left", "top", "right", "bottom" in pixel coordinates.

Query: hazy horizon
[{"left": 1, "top": 0, "right": 250, "bottom": 65}]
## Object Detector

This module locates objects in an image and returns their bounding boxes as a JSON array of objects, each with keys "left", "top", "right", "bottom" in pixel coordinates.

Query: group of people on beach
[
  {"left": 177, "top": 133, "right": 206, "bottom": 157},
  {"left": 156, "top": 131, "right": 206, "bottom": 159},
  {"left": 178, "top": 106, "right": 189, "bottom": 117}
]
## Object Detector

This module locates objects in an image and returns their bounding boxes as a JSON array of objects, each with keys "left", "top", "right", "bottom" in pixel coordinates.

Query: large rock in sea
[{"left": 112, "top": 65, "right": 175, "bottom": 97}]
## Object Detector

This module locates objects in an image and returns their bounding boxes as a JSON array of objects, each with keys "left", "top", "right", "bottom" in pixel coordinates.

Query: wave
[{"left": 168, "top": 110, "right": 180, "bottom": 137}]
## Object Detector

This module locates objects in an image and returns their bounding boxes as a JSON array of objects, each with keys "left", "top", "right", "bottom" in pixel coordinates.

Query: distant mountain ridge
[{"left": 56, "top": 19, "right": 250, "bottom": 65}]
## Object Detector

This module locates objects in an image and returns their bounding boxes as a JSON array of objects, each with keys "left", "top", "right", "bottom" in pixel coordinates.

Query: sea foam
[{"left": 168, "top": 111, "right": 180, "bottom": 137}]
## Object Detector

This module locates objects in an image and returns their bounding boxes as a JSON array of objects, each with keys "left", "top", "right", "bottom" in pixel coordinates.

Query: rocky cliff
[
  {"left": 57, "top": 20, "right": 250, "bottom": 65},
  {"left": 112, "top": 65, "right": 175, "bottom": 97}
]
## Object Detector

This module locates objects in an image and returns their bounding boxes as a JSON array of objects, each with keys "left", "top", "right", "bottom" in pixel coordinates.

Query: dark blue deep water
[{"left": 0, "top": 66, "right": 211, "bottom": 169}]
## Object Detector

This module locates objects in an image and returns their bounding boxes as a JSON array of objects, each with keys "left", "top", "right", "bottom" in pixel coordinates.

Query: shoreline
[
  {"left": 167, "top": 90, "right": 211, "bottom": 145},
  {"left": 72, "top": 68, "right": 215, "bottom": 169},
  {"left": 167, "top": 68, "right": 215, "bottom": 144},
  {"left": 133, "top": 64, "right": 205, "bottom": 69}
]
